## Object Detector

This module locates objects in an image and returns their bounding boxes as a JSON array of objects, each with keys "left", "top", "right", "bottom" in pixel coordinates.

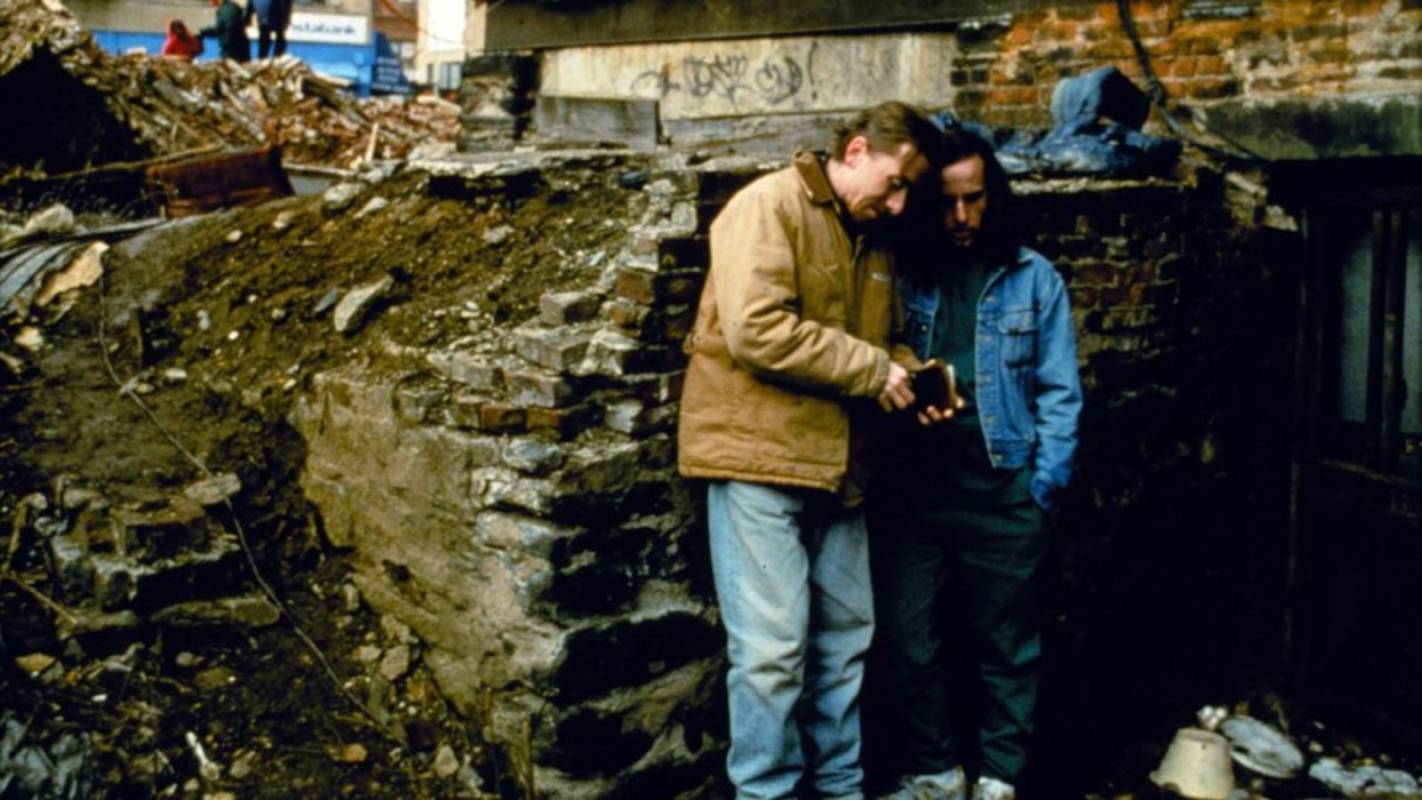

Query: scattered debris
[
  {"left": 0, "top": 714, "right": 94, "bottom": 800},
  {"left": 434, "top": 744, "right": 461, "bottom": 778},
  {"left": 32, "top": 242, "right": 106, "bottom": 310},
  {"left": 329, "top": 742, "right": 368, "bottom": 764},
  {"left": 184, "top": 730, "right": 221, "bottom": 781},
  {"left": 1309, "top": 758, "right": 1422, "bottom": 797},
  {"left": 355, "top": 196, "right": 389, "bottom": 218},
  {"left": 332, "top": 274, "right": 396, "bottom": 334},
  {"left": 14, "top": 326, "right": 43, "bottom": 351},
  {"left": 21, "top": 204, "right": 76, "bottom": 239},
  {"left": 1152, "top": 725, "right": 1235, "bottom": 800},
  {"left": 1220, "top": 714, "right": 1304, "bottom": 780},
  {"left": 322, "top": 182, "right": 364, "bottom": 212},
  {"left": 181, "top": 472, "right": 241, "bottom": 506},
  {"left": 14, "top": 652, "right": 56, "bottom": 674},
  {"left": 0, "top": 0, "right": 458, "bottom": 174}
]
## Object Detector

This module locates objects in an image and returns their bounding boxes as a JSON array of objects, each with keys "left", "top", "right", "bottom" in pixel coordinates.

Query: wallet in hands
[{"left": 910, "top": 359, "right": 964, "bottom": 412}]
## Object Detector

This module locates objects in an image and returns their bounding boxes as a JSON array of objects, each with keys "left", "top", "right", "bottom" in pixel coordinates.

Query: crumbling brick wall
[{"left": 953, "top": 0, "right": 1422, "bottom": 128}]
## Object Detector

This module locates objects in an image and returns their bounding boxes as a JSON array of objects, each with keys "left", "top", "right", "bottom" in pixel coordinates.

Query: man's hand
[
  {"left": 878, "top": 362, "right": 915, "bottom": 412},
  {"left": 916, "top": 404, "right": 957, "bottom": 426}
]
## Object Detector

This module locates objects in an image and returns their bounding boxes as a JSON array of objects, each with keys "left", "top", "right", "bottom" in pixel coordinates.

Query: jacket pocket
[{"left": 996, "top": 309, "right": 1037, "bottom": 367}]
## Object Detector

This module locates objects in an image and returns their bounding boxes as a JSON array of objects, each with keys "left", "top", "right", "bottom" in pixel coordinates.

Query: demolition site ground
[{"left": 0, "top": 163, "right": 648, "bottom": 799}]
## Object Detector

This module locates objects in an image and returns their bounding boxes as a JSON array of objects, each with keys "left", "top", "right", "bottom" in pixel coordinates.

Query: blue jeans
[{"left": 708, "top": 480, "right": 875, "bottom": 800}]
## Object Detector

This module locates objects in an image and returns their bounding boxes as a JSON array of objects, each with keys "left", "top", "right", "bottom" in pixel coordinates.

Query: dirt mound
[{"left": 0, "top": 155, "right": 650, "bottom": 798}]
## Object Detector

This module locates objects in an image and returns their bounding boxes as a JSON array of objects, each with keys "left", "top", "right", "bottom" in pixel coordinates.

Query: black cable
[{"left": 1116, "top": 0, "right": 1263, "bottom": 161}]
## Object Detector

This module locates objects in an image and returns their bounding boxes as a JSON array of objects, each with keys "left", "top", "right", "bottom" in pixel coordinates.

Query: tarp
[{"left": 935, "top": 67, "right": 1182, "bottom": 176}]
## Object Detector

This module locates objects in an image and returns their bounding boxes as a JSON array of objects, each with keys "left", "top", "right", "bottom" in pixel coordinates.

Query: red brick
[
  {"left": 526, "top": 404, "right": 599, "bottom": 440},
  {"left": 1004, "top": 23, "right": 1033, "bottom": 48},
  {"left": 608, "top": 298, "right": 649, "bottom": 332},
  {"left": 1085, "top": 41, "right": 1135, "bottom": 60},
  {"left": 988, "top": 86, "right": 1039, "bottom": 106},
  {"left": 1178, "top": 37, "right": 1219, "bottom": 56},
  {"left": 1193, "top": 55, "right": 1230, "bottom": 76},
  {"left": 1175, "top": 76, "right": 1241, "bottom": 99},
  {"left": 1341, "top": 0, "right": 1386, "bottom": 15},
  {"left": 1070, "top": 287, "right": 1099, "bottom": 309},
  {"left": 1123, "top": 1, "right": 1168, "bottom": 21},
  {"left": 1306, "top": 45, "right": 1353, "bottom": 65},
  {"left": 616, "top": 268, "right": 657, "bottom": 304},
  {"left": 1070, "top": 260, "right": 1118, "bottom": 286},
  {"left": 478, "top": 403, "right": 526, "bottom": 434},
  {"left": 1055, "top": 5, "right": 1101, "bottom": 21}
]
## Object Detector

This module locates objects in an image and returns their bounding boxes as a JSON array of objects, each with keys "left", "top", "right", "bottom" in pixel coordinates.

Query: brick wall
[{"left": 954, "top": 0, "right": 1422, "bottom": 127}]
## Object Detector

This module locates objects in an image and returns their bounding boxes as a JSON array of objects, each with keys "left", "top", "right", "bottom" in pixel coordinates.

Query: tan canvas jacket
[{"left": 677, "top": 151, "right": 894, "bottom": 502}]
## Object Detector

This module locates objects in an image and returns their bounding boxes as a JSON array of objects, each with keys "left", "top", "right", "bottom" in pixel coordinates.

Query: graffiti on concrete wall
[{"left": 632, "top": 53, "right": 805, "bottom": 107}]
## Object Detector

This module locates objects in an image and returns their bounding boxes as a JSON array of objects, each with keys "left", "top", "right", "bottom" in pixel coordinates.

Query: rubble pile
[
  {"left": 77, "top": 55, "right": 461, "bottom": 168},
  {"left": 0, "top": 156, "right": 651, "bottom": 797},
  {"left": 0, "top": 0, "right": 458, "bottom": 174}
]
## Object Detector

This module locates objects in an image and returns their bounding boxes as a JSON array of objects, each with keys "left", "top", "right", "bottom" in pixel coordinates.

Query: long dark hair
[{"left": 898, "top": 125, "right": 1020, "bottom": 276}]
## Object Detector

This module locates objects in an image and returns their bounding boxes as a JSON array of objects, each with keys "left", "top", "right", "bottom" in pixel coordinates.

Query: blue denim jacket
[{"left": 897, "top": 247, "right": 1083, "bottom": 511}]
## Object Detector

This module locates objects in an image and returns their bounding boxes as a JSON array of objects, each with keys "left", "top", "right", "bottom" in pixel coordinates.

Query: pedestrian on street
[
  {"left": 199, "top": 0, "right": 252, "bottom": 63},
  {"left": 677, "top": 101, "right": 943, "bottom": 800},
  {"left": 251, "top": 0, "right": 293, "bottom": 59},
  {"left": 160, "top": 18, "right": 204, "bottom": 60},
  {"left": 871, "top": 126, "right": 1083, "bottom": 800}
]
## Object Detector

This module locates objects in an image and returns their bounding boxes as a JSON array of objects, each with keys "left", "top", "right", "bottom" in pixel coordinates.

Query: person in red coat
[{"left": 160, "top": 18, "right": 204, "bottom": 59}]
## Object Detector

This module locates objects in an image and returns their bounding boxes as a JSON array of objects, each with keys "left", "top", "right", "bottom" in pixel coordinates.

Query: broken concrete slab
[
  {"left": 333, "top": 275, "right": 395, "bottom": 334},
  {"left": 533, "top": 95, "right": 660, "bottom": 151}
]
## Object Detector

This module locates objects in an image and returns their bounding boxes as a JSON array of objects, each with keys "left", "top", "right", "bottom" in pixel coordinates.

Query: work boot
[
  {"left": 971, "top": 776, "right": 1015, "bottom": 800},
  {"left": 879, "top": 766, "right": 966, "bottom": 800}
]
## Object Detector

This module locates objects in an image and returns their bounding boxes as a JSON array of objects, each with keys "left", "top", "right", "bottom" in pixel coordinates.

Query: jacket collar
[{"left": 793, "top": 151, "right": 841, "bottom": 210}]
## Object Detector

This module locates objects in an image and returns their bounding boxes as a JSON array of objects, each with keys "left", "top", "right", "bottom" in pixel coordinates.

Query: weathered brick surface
[{"left": 948, "top": 0, "right": 1422, "bottom": 128}]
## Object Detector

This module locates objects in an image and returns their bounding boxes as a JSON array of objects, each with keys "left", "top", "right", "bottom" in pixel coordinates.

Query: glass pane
[
  {"left": 1329, "top": 212, "right": 1373, "bottom": 424},
  {"left": 1404, "top": 209, "right": 1421, "bottom": 435}
]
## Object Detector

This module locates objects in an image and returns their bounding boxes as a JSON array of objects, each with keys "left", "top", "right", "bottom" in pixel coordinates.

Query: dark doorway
[{"left": 1287, "top": 158, "right": 1422, "bottom": 742}]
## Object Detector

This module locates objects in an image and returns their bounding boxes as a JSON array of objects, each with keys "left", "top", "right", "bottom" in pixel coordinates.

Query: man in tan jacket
[{"left": 678, "top": 102, "right": 941, "bottom": 800}]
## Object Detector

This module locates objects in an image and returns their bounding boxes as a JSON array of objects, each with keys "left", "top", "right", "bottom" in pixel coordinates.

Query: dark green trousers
[{"left": 870, "top": 498, "right": 1047, "bottom": 783}]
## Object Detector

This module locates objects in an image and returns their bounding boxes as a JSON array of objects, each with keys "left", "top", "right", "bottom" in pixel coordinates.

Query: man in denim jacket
[{"left": 873, "top": 127, "right": 1082, "bottom": 800}]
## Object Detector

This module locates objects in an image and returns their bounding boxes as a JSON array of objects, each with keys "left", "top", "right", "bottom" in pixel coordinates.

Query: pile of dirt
[{"left": 0, "top": 155, "right": 650, "bottom": 798}]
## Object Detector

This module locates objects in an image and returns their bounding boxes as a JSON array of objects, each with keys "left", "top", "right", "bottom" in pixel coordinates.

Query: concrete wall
[{"left": 539, "top": 33, "right": 959, "bottom": 121}]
